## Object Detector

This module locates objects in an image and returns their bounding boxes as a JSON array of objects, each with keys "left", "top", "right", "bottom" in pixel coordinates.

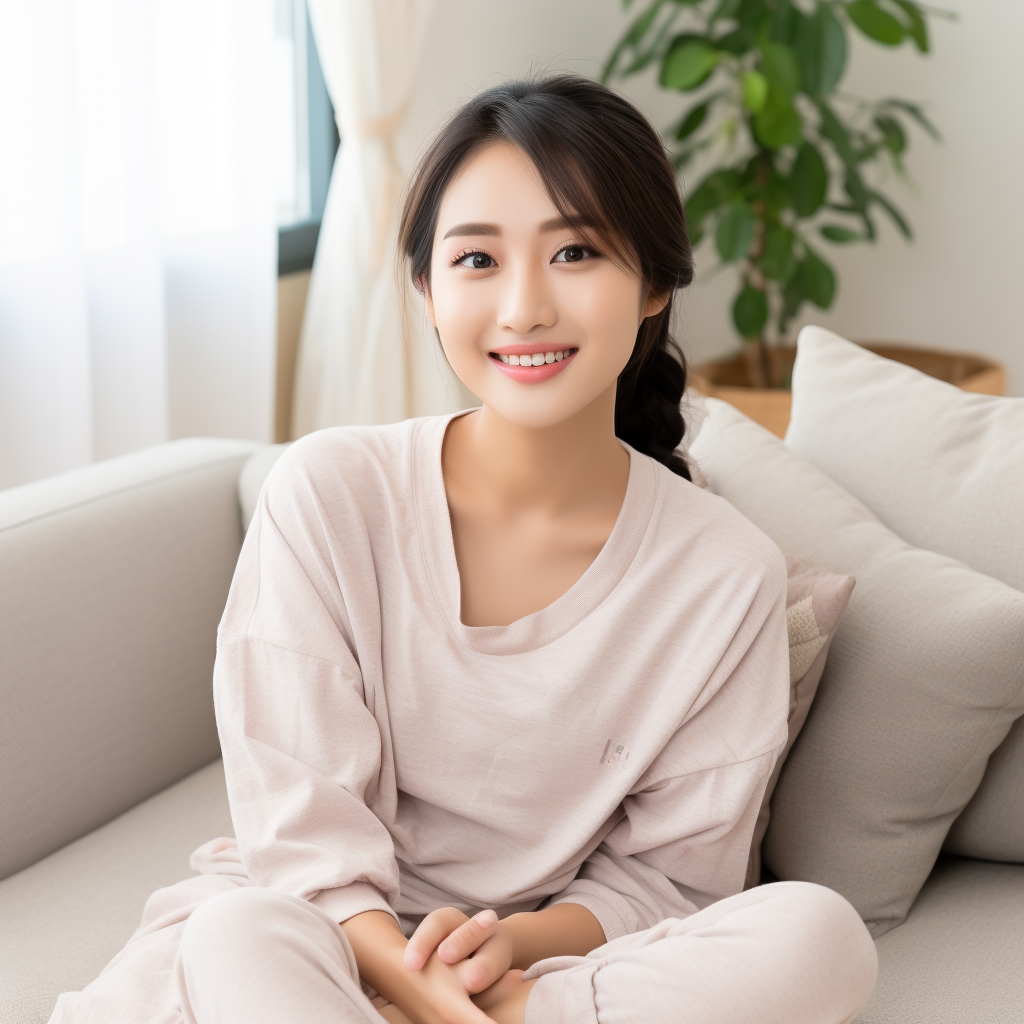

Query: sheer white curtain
[
  {"left": 0, "top": 0, "right": 276, "bottom": 490},
  {"left": 293, "top": 0, "right": 472, "bottom": 437}
]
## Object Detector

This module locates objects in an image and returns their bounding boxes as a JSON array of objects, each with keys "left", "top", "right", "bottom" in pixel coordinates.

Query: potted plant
[{"left": 603, "top": 0, "right": 1004, "bottom": 435}]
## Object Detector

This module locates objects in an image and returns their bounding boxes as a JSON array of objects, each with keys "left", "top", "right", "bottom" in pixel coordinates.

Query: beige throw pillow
[
  {"left": 689, "top": 397, "right": 1024, "bottom": 936},
  {"left": 786, "top": 325, "right": 1024, "bottom": 592},
  {"left": 785, "top": 327, "right": 1024, "bottom": 865}
]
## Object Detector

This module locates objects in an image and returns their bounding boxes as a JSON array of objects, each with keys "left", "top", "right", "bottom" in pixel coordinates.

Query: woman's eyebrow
[{"left": 441, "top": 216, "right": 594, "bottom": 240}]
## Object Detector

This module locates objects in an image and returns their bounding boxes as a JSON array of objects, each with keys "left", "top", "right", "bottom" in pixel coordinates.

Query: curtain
[
  {"left": 0, "top": 0, "right": 277, "bottom": 490},
  {"left": 293, "top": 0, "right": 473, "bottom": 438}
]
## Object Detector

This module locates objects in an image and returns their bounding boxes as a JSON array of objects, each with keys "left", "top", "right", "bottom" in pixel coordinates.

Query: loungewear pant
[{"left": 175, "top": 881, "right": 877, "bottom": 1024}]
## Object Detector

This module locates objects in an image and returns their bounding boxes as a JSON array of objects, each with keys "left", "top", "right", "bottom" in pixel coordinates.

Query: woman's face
[{"left": 421, "top": 141, "right": 668, "bottom": 430}]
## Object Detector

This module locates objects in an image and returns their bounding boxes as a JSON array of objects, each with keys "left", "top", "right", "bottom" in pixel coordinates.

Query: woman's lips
[{"left": 489, "top": 348, "right": 578, "bottom": 384}]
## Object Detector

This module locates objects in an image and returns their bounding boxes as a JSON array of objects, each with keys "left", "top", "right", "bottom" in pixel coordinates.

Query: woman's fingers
[
  {"left": 403, "top": 907, "right": 470, "bottom": 972},
  {"left": 471, "top": 970, "right": 526, "bottom": 1011},
  {"left": 437, "top": 909, "right": 499, "bottom": 965},
  {"left": 454, "top": 933, "right": 509, "bottom": 994}
]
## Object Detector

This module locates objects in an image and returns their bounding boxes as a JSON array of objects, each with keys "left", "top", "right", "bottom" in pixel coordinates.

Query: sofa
[{"left": 1, "top": 328, "right": 1022, "bottom": 1023}]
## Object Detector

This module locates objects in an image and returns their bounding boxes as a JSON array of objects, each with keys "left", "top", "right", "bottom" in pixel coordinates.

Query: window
[{"left": 274, "top": 0, "right": 338, "bottom": 275}]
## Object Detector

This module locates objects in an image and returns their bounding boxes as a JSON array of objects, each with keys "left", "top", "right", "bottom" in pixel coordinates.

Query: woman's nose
[{"left": 495, "top": 261, "right": 557, "bottom": 335}]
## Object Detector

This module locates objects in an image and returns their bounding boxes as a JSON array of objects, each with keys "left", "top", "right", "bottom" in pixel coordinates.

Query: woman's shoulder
[
  {"left": 257, "top": 414, "right": 449, "bottom": 527},
  {"left": 649, "top": 455, "right": 787, "bottom": 592}
]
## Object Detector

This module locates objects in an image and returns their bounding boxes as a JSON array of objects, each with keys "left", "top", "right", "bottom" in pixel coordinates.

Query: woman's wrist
[
  {"left": 499, "top": 903, "right": 606, "bottom": 971},
  {"left": 340, "top": 909, "right": 410, "bottom": 998}
]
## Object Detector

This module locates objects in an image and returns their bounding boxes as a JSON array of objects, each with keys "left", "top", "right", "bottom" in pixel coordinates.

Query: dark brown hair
[{"left": 398, "top": 73, "right": 695, "bottom": 478}]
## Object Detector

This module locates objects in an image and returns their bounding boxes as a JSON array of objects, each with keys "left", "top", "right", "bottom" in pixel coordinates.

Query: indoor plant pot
[{"left": 691, "top": 344, "right": 1007, "bottom": 439}]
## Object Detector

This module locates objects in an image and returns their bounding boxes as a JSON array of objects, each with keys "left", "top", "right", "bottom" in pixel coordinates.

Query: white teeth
[{"left": 499, "top": 349, "right": 574, "bottom": 366}]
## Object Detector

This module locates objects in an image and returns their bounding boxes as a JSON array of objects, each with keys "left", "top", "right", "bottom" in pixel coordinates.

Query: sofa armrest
[{"left": 0, "top": 438, "right": 263, "bottom": 881}]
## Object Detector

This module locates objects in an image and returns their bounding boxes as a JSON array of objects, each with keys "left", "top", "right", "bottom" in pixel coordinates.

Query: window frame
[{"left": 277, "top": 8, "right": 338, "bottom": 277}]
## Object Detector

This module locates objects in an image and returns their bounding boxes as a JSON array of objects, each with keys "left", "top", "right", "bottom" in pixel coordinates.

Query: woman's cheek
[{"left": 564, "top": 272, "right": 639, "bottom": 368}]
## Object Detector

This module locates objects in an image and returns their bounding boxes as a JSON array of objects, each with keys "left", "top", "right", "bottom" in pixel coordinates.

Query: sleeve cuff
[
  {"left": 549, "top": 891, "right": 630, "bottom": 944},
  {"left": 308, "top": 880, "right": 400, "bottom": 927}
]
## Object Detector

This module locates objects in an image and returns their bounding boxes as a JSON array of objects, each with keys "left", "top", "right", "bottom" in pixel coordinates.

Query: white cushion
[
  {"left": 785, "top": 327, "right": 1024, "bottom": 864},
  {"left": 785, "top": 325, "right": 1024, "bottom": 592},
  {"left": 688, "top": 397, "right": 1024, "bottom": 936}
]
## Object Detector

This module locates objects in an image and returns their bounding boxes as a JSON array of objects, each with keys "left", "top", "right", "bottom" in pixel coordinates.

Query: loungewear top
[{"left": 213, "top": 411, "right": 791, "bottom": 943}]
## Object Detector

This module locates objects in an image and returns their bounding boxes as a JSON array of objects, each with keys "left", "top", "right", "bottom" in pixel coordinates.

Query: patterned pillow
[{"left": 746, "top": 556, "right": 855, "bottom": 887}]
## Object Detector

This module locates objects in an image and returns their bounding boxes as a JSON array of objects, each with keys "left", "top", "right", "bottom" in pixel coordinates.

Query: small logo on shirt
[{"left": 601, "top": 739, "right": 630, "bottom": 769}]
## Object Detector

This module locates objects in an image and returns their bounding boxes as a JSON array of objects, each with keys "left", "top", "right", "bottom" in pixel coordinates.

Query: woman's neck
[{"left": 443, "top": 384, "right": 630, "bottom": 517}]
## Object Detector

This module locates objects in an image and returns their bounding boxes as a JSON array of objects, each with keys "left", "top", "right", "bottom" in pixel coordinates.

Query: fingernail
[{"left": 473, "top": 909, "right": 498, "bottom": 927}]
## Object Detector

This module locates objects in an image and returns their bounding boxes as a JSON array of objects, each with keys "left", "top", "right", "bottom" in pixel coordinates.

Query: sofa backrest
[{"left": 0, "top": 438, "right": 262, "bottom": 881}]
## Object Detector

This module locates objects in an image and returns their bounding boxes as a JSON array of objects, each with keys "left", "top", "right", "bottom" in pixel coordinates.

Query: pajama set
[{"left": 50, "top": 412, "right": 876, "bottom": 1024}]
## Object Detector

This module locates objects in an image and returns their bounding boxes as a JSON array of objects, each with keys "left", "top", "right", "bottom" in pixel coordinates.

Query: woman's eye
[
  {"left": 455, "top": 252, "right": 495, "bottom": 269},
  {"left": 554, "top": 245, "right": 593, "bottom": 263}
]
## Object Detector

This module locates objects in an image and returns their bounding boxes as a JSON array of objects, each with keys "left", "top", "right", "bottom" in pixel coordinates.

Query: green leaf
[
  {"left": 820, "top": 224, "right": 866, "bottom": 242},
  {"left": 741, "top": 70, "right": 768, "bottom": 113},
  {"left": 797, "top": 4, "right": 847, "bottom": 98},
  {"left": 686, "top": 169, "right": 741, "bottom": 221},
  {"left": 623, "top": 4, "right": 685, "bottom": 74},
  {"left": 661, "top": 37, "right": 722, "bottom": 90},
  {"left": 760, "top": 224, "right": 798, "bottom": 281},
  {"left": 869, "top": 190, "right": 913, "bottom": 238},
  {"left": 759, "top": 41, "right": 801, "bottom": 98},
  {"left": 889, "top": 0, "right": 929, "bottom": 51},
  {"left": 789, "top": 142, "right": 828, "bottom": 217},
  {"left": 715, "top": 203, "right": 755, "bottom": 262},
  {"left": 676, "top": 102, "right": 709, "bottom": 140},
  {"left": 817, "top": 101, "right": 857, "bottom": 167},
  {"left": 883, "top": 98, "right": 941, "bottom": 141},
  {"left": 715, "top": 26, "right": 756, "bottom": 54},
  {"left": 602, "top": 0, "right": 666, "bottom": 82},
  {"left": 755, "top": 95, "right": 803, "bottom": 149},
  {"left": 709, "top": 0, "right": 742, "bottom": 20},
  {"left": 798, "top": 247, "right": 836, "bottom": 308},
  {"left": 846, "top": 1, "right": 906, "bottom": 46},
  {"left": 874, "top": 113, "right": 906, "bottom": 155},
  {"left": 733, "top": 285, "right": 769, "bottom": 339}
]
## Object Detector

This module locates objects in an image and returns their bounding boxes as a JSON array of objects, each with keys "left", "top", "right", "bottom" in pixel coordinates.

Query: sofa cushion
[
  {"left": 0, "top": 759, "right": 233, "bottom": 1024},
  {"left": 944, "top": 720, "right": 1024, "bottom": 862},
  {"left": 0, "top": 438, "right": 259, "bottom": 881},
  {"left": 688, "top": 397, "right": 1024, "bottom": 936},
  {"left": 857, "top": 856, "right": 1024, "bottom": 1023},
  {"left": 786, "top": 325, "right": 1024, "bottom": 592},
  {"left": 784, "top": 327, "right": 1024, "bottom": 865},
  {"left": 239, "top": 443, "right": 290, "bottom": 530}
]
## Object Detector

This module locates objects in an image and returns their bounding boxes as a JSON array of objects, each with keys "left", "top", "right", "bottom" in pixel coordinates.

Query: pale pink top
[{"left": 213, "top": 412, "right": 790, "bottom": 942}]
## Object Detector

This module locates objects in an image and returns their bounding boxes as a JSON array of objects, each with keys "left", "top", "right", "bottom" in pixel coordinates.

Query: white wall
[{"left": 398, "top": 0, "right": 1023, "bottom": 395}]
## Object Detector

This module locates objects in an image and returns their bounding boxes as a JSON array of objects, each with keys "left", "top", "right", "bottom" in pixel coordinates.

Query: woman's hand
[
  {"left": 341, "top": 910, "right": 494, "bottom": 1024},
  {"left": 404, "top": 907, "right": 514, "bottom": 994}
]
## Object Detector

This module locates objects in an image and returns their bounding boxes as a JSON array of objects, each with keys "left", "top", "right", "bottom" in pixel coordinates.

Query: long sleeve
[
  {"left": 212, "top": 445, "right": 401, "bottom": 926},
  {"left": 547, "top": 563, "right": 790, "bottom": 942}
]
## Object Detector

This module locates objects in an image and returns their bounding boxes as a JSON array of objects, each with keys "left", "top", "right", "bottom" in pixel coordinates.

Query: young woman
[{"left": 52, "top": 74, "right": 876, "bottom": 1024}]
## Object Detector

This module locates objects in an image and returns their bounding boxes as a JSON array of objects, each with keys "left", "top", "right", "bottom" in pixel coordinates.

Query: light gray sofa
[{"left": 1, "top": 437, "right": 1022, "bottom": 1023}]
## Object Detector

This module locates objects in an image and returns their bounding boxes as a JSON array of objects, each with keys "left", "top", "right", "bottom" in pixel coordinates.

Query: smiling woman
[{"left": 50, "top": 74, "right": 875, "bottom": 1024}]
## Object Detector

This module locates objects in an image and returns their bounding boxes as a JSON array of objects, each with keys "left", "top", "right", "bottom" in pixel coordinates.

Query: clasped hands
[{"left": 360, "top": 906, "right": 534, "bottom": 1024}]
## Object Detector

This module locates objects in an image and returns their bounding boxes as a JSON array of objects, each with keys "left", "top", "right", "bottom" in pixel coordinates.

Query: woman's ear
[
  {"left": 641, "top": 287, "right": 671, "bottom": 320},
  {"left": 416, "top": 273, "right": 437, "bottom": 328}
]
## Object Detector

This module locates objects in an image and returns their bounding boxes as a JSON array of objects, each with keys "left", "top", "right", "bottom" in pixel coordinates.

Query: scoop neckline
[{"left": 413, "top": 410, "right": 661, "bottom": 656}]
